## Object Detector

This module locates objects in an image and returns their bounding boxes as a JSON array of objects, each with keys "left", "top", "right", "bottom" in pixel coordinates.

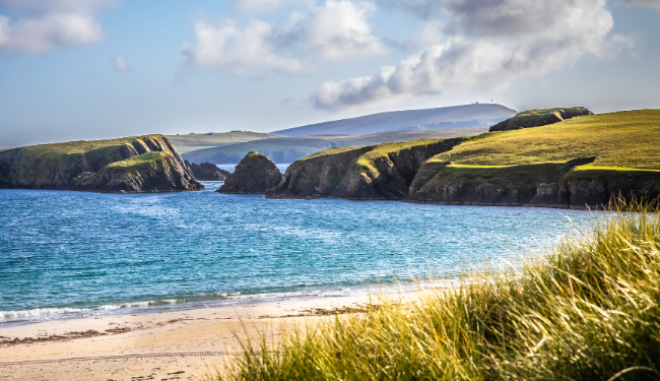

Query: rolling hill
[
  {"left": 181, "top": 127, "right": 489, "bottom": 164},
  {"left": 273, "top": 103, "right": 516, "bottom": 137},
  {"left": 165, "top": 131, "right": 280, "bottom": 154}
]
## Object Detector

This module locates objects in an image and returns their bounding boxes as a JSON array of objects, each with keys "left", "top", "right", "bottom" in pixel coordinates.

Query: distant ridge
[{"left": 274, "top": 104, "right": 517, "bottom": 137}]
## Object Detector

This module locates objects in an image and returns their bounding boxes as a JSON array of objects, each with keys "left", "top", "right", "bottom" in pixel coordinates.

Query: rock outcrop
[
  {"left": 0, "top": 135, "right": 203, "bottom": 193},
  {"left": 489, "top": 107, "right": 593, "bottom": 132},
  {"left": 217, "top": 152, "right": 282, "bottom": 194},
  {"left": 266, "top": 138, "right": 464, "bottom": 200},
  {"left": 185, "top": 160, "right": 229, "bottom": 181},
  {"left": 405, "top": 158, "right": 660, "bottom": 208}
]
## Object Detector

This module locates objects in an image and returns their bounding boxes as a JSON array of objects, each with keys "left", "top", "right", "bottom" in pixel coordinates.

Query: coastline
[{"left": 0, "top": 291, "right": 399, "bottom": 381}]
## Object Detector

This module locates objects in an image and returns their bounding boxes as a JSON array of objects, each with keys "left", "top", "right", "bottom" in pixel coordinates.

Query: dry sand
[{"left": 0, "top": 294, "right": 383, "bottom": 381}]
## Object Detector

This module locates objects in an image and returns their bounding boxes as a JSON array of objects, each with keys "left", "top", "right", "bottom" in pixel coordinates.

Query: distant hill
[
  {"left": 274, "top": 104, "right": 516, "bottom": 137},
  {"left": 166, "top": 131, "right": 280, "bottom": 154},
  {"left": 182, "top": 127, "right": 489, "bottom": 164}
]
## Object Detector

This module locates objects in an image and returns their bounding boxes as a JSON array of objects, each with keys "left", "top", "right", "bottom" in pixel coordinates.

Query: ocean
[{"left": 0, "top": 179, "right": 595, "bottom": 326}]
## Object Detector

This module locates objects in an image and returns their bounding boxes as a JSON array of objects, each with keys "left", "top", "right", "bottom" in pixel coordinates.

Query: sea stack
[
  {"left": 217, "top": 152, "right": 282, "bottom": 194},
  {"left": 185, "top": 160, "right": 230, "bottom": 181}
]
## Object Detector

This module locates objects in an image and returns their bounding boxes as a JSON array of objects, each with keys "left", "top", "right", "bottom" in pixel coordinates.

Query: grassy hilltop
[{"left": 433, "top": 109, "right": 660, "bottom": 171}]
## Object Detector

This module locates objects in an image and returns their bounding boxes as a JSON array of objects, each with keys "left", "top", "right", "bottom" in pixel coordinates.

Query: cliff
[
  {"left": 185, "top": 160, "right": 229, "bottom": 181},
  {"left": 489, "top": 107, "right": 593, "bottom": 132},
  {"left": 266, "top": 138, "right": 464, "bottom": 200},
  {"left": 217, "top": 152, "right": 282, "bottom": 194},
  {"left": 407, "top": 109, "right": 660, "bottom": 208},
  {"left": 0, "top": 135, "right": 203, "bottom": 193},
  {"left": 405, "top": 161, "right": 660, "bottom": 208}
]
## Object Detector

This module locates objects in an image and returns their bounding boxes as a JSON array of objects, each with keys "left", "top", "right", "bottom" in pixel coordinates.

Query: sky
[{"left": 0, "top": 0, "right": 659, "bottom": 149}]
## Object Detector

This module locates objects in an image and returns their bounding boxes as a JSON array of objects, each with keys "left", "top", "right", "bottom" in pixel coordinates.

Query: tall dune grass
[{"left": 213, "top": 202, "right": 660, "bottom": 381}]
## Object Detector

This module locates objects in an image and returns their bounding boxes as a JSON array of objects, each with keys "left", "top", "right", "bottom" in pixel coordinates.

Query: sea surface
[{"left": 0, "top": 178, "right": 596, "bottom": 327}]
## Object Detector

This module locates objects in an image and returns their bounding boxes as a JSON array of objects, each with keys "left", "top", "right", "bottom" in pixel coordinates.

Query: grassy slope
[
  {"left": 3, "top": 134, "right": 164, "bottom": 161},
  {"left": 219, "top": 204, "right": 660, "bottom": 381},
  {"left": 356, "top": 138, "right": 444, "bottom": 172},
  {"left": 166, "top": 132, "right": 280, "bottom": 154},
  {"left": 431, "top": 109, "right": 660, "bottom": 171}
]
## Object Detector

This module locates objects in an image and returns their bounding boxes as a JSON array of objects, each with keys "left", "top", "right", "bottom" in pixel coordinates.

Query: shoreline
[{"left": 0, "top": 291, "right": 400, "bottom": 381}]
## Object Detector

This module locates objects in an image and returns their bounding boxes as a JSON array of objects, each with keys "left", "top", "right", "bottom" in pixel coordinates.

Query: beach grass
[
  {"left": 431, "top": 109, "right": 660, "bottom": 170},
  {"left": 211, "top": 200, "right": 660, "bottom": 381}
]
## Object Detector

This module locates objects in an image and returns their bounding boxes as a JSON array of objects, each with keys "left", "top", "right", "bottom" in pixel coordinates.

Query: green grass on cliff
[
  {"left": 19, "top": 134, "right": 164, "bottom": 157},
  {"left": 213, "top": 203, "right": 660, "bottom": 381},
  {"left": 431, "top": 109, "right": 660, "bottom": 171},
  {"left": 296, "top": 138, "right": 447, "bottom": 177},
  {"left": 106, "top": 151, "right": 169, "bottom": 170},
  {"left": 356, "top": 138, "right": 443, "bottom": 172},
  {"left": 516, "top": 107, "right": 585, "bottom": 117}
]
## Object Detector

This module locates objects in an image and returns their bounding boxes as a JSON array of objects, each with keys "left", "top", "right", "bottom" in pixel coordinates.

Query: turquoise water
[{"left": 0, "top": 182, "right": 594, "bottom": 326}]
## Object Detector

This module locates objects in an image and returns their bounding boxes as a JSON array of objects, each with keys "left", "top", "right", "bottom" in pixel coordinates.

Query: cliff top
[
  {"left": 1, "top": 134, "right": 165, "bottom": 156},
  {"left": 516, "top": 107, "right": 592, "bottom": 117},
  {"left": 431, "top": 109, "right": 660, "bottom": 171}
]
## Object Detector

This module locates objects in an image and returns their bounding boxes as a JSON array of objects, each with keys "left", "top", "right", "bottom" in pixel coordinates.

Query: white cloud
[
  {"left": 185, "top": 0, "right": 384, "bottom": 74},
  {"left": 314, "top": 0, "right": 629, "bottom": 111},
  {"left": 233, "top": 0, "right": 309, "bottom": 12},
  {"left": 183, "top": 19, "right": 305, "bottom": 75},
  {"left": 0, "top": 0, "right": 108, "bottom": 53},
  {"left": 308, "top": 0, "right": 384, "bottom": 60},
  {"left": 114, "top": 55, "right": 129, "bottom": 71}
]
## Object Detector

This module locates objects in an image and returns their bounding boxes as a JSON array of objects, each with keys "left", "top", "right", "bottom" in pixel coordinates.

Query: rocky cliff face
[
  {"left": 217, "top": 152, "right": 282, "bottom": 194},
  {"left": 489, "top": 107, "right": 594, "bottom": 132},
  {"left": 185, "top": 160, "right": 229, "bottom": 181},
  {"left": 0, "top": 135, "right": 203, "bottom": 193},
  {"left": 405, "top": 158, "right": 660, "bottom": 208},
  {"left": 266, "top": 138, "right": 464, "bottom": 200}
]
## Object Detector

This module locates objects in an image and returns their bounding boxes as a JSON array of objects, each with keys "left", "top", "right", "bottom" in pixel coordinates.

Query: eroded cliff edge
[
  {"left": 404, "top": 159, "right": 660, "bottom": 208},
  {"left": 0, "top": 135, "right": 203, "bottom": 193},
  {"left": 266, "top": 138, "right": 464, "bottom": 200}
]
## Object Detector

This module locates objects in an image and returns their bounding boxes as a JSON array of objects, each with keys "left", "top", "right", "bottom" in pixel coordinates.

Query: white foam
[{"left": 0, "top": 307, "right": 90, "bottom": 319}]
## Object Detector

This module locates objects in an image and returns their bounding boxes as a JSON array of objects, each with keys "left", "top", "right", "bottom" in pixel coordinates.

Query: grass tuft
[{"left": 212, "top": 200, "right": 660, "bottom": 381}]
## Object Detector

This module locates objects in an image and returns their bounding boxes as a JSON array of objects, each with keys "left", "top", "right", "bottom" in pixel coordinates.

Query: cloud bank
[
  {"left": 307, "top": 0, "right": 383, "bottom": 60},
  {"left": 183, "top": 18, "right": 305, "bottom": 75},
  {"left": 0, "top": 0, "right": 108, "bottom": 53},
  {"left": 314, "top": 0, "right": 628, "bottom": 111},
  {"left": 184, "top": 0, "right": 383, "bottom": 75}
]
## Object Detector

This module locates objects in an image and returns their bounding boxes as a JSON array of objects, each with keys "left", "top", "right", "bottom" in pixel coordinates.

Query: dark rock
[
  {"left": 405, "top": 157, "right": 660, "bottom": 209},
  {"left": 489, "top": 107, "right": 594, "bottom": 132},
  {"left": 218, "top": 152, "right": 282, "bottom": 194},
  {"left": 184, "top": 160, "right": 229, "bottom": 181}
]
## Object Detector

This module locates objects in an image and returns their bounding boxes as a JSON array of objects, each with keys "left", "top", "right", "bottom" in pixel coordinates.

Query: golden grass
[
  {"left": 430, "top": 109, "right": 660, "bottom": 170},
  {"left": 212, "top": 201, "right": 660, "bottom": 381}
]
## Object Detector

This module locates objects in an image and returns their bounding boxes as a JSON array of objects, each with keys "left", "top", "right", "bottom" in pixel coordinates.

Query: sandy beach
[{"left": 0, "top": 294, "right": 383, "bottom": 381}]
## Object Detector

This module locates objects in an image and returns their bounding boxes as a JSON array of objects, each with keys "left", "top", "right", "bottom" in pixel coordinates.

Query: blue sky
[{"left": 0, "top": 0, "right": 659, "bottom": 148}]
